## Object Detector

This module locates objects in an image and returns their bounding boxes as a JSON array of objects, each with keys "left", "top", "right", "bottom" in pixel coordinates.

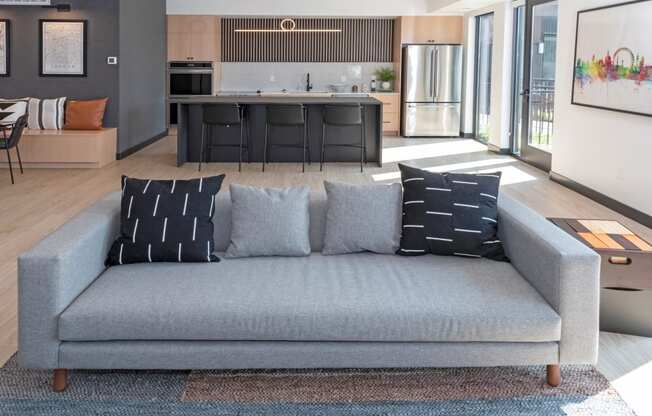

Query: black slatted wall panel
[{"left": 222, "top": 18, "right": 394, "bottom": 62}]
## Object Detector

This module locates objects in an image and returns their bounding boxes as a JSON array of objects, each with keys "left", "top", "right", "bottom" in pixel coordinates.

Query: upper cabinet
[
  {"left": 168, "top": 16, "right": 220, "bottom": 62},
  {"left": 399, "top": 16, "right": 464, "bottom": 44}
]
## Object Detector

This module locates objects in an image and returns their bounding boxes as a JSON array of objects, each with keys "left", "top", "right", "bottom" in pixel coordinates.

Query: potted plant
[{"left": 374, "top": 67, "right": 396, "bottom": 91}]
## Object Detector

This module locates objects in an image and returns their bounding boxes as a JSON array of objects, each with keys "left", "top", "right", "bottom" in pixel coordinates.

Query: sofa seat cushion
[{"left": 59, "top": 254, "right": 561, "bottom": 343}]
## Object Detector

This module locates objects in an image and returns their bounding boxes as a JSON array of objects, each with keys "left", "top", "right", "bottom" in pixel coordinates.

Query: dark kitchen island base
[{"left": 171, "top": 96, "right": 383, "bottom": 167}]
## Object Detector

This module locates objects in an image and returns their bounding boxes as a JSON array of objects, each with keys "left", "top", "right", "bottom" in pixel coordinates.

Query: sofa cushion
[
  {"left": 225, "top": 185, "right": 311, "bottom": 258},
  {"left": 105, "top": 175, "right": 225, "bottom": 266},
  {"left": 59, "top": 254, "right": 561, "bottom": 343},
  {"left": 322, "top": 181, "right": 403, "bottom": 255},
  {"left": 213, "top": 191, "right": 327, "bottom": 253},
  {"left": 398, "top": 164, "right": 507, "bottom": 261}
]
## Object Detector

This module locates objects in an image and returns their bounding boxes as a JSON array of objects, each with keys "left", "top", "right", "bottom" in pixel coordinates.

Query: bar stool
[
  {"left": 199, "top": 104, "right": 249, "bottom": 172},
  {"left": 263, "top": 105, "right": 311, "bottom": 173},
  {"left": 321, "top": 104, "right": 366, "bottom": 173}
]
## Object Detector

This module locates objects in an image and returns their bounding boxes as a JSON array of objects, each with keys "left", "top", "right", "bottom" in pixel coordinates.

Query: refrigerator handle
[
  {"left": 434, "top": 48, "right": 440, "bottom": 100},
  {"left": 429, "top": 48, "right": 436, "bottom": 99}
]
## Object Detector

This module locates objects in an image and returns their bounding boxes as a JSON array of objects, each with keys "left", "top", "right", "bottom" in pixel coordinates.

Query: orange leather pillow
[{"left": 64, "top": 98, "right": 108, "bottom": 130}]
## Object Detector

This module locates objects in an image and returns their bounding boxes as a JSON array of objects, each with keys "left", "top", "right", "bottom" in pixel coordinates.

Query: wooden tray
[{"left": 550, "top": 218, "right": 652, "bottom": 290}]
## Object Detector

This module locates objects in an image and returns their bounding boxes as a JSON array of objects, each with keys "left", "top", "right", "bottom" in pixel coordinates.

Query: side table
[{"left": 549, "top": 218, "right": 652, "bottom": 337}]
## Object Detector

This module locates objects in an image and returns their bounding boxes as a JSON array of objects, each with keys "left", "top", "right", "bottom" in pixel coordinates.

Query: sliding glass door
[
  {"left": 474, "top": 13, "right": 494, "bottom": 142},
  {"left": 513, "top": 0, "right": 558, "bottom": 171},
  {"left": 511, "top": 4, "right": 526, "bottom": 155}
]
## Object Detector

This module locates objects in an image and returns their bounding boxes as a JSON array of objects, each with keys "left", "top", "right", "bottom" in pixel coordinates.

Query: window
[
  {"left": 474, "top": 13, "right": 494, "bottom": 142},
  {"left": 511, "top": 5, "right": 526, "bottom": 155}
]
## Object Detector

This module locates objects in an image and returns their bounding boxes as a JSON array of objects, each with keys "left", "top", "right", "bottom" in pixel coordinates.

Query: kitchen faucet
[{"left": 306, "top": 73, "right": 313, "bottom": 92}]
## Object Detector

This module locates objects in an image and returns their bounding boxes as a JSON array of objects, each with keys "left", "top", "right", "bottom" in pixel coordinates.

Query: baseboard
[
  {"left": 117, "top": 130, "right": 168, "bottom": 160},
  {"left": 550, "top": 171, "right": 652, "bottom": 229},
  {"left": 461, "top": 132, "right": 473, "bottom": 139},
  {"left": 486, "top": 143, "right": 511, "bottom": 155}
]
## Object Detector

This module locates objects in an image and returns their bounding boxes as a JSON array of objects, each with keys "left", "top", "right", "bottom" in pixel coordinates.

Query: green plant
[{"left": 374, "top": 67, "right": 396, "bottom": 82}]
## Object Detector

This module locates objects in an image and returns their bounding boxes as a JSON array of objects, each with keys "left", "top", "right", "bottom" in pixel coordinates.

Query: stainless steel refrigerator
[{"left": 402, "top": 44, "right": 463, "bottom": 137}]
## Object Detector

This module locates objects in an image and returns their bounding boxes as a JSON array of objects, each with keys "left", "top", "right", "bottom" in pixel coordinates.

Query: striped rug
[{"left": 0, "top": 356, "right": 635, "bottom": 415}]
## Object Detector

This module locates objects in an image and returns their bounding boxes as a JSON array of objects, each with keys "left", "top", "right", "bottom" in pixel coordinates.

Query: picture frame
[
  {"left": 571, "top": 0, "right": 652, "bottom": 118},
  {"left": 0, "top": 19, "right": 9, "bottom": 77},
  {"left": 39, "top": 19, "right": 87, "bottom": 77}
]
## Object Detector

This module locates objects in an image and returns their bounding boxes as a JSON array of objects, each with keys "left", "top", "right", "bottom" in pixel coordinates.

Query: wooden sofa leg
[
  {"left": 53, "top": 369, "right": 68, "bottom": 392},
  {"left": 547, "top": 364, "right": 561, "bottom": 387}
]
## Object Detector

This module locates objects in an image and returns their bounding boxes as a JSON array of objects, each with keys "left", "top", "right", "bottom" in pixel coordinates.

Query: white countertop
[{"left": 215, "top": 90, "right": 373, "bottom": 98}]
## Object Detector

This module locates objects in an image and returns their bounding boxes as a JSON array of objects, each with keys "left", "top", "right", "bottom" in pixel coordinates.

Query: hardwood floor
[{"left": 0, "top": 134, "right": 650, "bottom": 414}]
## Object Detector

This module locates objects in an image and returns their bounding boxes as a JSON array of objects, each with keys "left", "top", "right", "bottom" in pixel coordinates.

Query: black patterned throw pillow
[
  {"left": 398, "top": 164, "right": 507, "bottom": 261},
  {"left": 106, "top": 175, "right": 225, "bottom": 266}
]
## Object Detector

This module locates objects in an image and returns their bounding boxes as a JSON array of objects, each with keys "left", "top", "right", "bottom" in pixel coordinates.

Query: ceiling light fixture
[
  {"left": 234, "top": 18, "right": 341, "bottom": 33},
  {"left": 41, "top": 3, "right": 71, "bottom": 12}
]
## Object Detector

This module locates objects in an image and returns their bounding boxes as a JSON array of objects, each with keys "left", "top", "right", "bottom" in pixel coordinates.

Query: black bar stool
[
  {"left": 263, "top": 105, "right": 311, "bottom": 173},
  {"left": 321, "top": 104, "right": 366, "bottom": 173},
  {"left": 199, "top": 104, "right": 249, "bottom": 172}
]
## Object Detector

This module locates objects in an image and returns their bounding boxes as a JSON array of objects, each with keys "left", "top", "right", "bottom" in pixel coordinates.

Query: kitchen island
[{"left": 170, "top": 95, "right": 383, "bottom": 167}]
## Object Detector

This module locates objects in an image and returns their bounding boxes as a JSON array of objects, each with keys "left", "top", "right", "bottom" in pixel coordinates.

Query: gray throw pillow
[
  {"left": 322, "top": 181, "right": 403, "bottom": 255},
  {"left": 225, "top": 185, "right": 311, "bottom": 258}
]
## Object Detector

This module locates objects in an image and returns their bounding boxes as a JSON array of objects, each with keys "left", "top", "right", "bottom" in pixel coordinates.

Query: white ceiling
[
  {"left": 165, "top": 0, "right": 502, "bottom": 16},
  {"left": 434, "top": 0, "right": 506, "bottom": 14}
]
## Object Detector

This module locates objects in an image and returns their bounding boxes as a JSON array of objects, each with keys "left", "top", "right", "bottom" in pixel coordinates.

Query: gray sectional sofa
[{"left": 18, "top": 190, "right": 600, "bottom": 391}]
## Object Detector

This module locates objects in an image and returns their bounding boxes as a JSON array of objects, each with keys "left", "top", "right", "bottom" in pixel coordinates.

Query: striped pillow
[
  {"left": 27, "top": 97, "right": 66, "bottom": 130},
  {"left": 0, "top": 99, "right": 28, "bottom": 126}
]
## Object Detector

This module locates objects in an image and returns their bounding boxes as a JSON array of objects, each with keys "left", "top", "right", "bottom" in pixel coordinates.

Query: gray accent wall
[
  {"left": 0, "top": 1, "right": 120, "bottom": 127},
  {"left": 118, "top": 0, "right": 167, "bottom": 154},
  {"left": 0, "top": 0, "right": 167, "bottom": 155}
]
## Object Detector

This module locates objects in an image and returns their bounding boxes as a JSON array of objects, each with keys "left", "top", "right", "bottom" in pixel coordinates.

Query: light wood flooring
[{"left": 0, "top": 134, "right": 651, "bottom": 414}]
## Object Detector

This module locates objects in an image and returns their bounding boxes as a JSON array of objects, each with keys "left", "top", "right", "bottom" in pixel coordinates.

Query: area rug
[{"left": 0, "top": 356, "right": 635, "bottom": 416}]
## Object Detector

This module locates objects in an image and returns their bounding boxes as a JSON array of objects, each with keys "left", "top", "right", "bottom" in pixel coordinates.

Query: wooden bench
[{"left": 0, "top": 128, "right": 117, "bottom": 169}]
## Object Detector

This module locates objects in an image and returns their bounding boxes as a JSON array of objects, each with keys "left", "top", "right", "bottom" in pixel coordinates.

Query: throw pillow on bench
[
  {"left": 0, "top": 98, "right": 28, "bottom": 126},
  {"left": 64, "top": 98, "right": 109, "bottom": 130},
  {"left": 27, "top": 97, "right": 66, "bottom": 130}
]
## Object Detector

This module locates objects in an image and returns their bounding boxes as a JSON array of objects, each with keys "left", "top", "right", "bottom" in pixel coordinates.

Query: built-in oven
[{"left": 168, "top": 62, "right": 213, "bottom": 125}]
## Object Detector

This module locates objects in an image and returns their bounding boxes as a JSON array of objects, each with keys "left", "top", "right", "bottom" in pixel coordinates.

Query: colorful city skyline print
[
  {"left": 572, "top": 0, "right": 652, "bottom": 117},
  {"left": 575, "top": 50, "right": 651, "bottom": 87}
]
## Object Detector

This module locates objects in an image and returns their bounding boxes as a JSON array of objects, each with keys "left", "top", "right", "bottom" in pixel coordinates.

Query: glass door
[
  {"left": 511, "top": 4, "right": 526, "bottom": 155},
  {"left": 519, "top": 0, "right": 558, "bottom": 171},
  {"left": 474, "top": 13, "right": 494, "bottom": 142}
]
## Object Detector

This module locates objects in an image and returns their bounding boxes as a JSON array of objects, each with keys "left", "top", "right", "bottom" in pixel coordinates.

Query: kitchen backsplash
[{"left": 219, "top": 62, "right": 393, "bottom": 92}]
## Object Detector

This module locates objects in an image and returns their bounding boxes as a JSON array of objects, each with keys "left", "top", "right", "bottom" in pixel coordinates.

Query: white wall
[
  {"left": 462, "top": 0, "right": 512, "bottom": 150},
  {"left": 552, "top": 0, "right": 652, "bottom": 216}
]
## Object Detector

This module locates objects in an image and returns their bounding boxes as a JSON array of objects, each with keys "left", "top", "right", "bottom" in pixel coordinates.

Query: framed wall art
[
  {"left": 0, "top": 19, "right": 9, "bottom": 77},
  {"left": 39, "top": 19, "right": 87, "bottom": 77},
  {"left": 572, "top": 0, "right": 652, "bottom": 117}
]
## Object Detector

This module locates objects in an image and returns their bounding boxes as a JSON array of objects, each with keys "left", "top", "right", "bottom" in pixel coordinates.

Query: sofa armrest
[
  {"left": 498, "top": 195, "right": 601, "bottom": 365},
  {"left": 18, "top": 193, "right": 121, "bottom": 368}
]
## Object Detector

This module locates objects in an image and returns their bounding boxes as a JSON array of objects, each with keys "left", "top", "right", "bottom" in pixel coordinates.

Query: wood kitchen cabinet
[
  {"left": 371, "top": 93, "right": 400, "bottom": 136},
  {"left": 168, "top": 16, "right": 220, "bottom": 62},
  {"left": 400, "top": 16, "right": 464, "bottom": 44}
]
